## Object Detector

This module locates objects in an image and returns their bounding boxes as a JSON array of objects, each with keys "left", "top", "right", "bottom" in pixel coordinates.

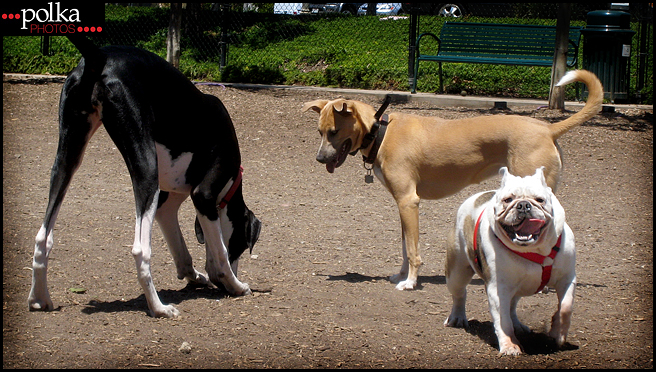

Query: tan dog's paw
[
  {"left": 395, "top": 279, "right": 416, "bottom": 290},
  {"left": 389, "top": 272, "right": 405, "bottom": 284}
]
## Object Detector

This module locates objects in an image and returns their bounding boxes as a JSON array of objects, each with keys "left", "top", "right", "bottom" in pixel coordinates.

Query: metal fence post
[
  {"left": 407, "top": 13, "right": 418, "bottom": 90},
  {"left": 219, "top": 4, "right": 228, "bottom": 72}
]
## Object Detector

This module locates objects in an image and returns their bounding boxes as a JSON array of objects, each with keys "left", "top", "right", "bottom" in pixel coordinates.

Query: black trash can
[{"left": 581, "top": 10, "right": 636, "bottom": 103}]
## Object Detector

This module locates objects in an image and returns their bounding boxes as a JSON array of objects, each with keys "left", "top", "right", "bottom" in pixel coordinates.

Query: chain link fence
[{"left": 83, "top": 3, "right": 651, "bottom": 101}]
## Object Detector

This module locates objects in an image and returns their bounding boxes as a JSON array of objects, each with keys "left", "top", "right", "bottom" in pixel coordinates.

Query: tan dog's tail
[{"left": 549, "top": 70, "right": 603, "bottom": 139}]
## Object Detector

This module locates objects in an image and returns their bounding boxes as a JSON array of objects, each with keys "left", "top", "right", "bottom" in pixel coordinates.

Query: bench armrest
[
  {"left": 415, "top": 32, "right": 441, "bottom": 56},
  {"left": 567, "top": 39, "right": 579, "bottom": 67}
]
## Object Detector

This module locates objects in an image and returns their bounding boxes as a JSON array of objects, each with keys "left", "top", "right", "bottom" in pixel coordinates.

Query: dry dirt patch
[{"left": 3, "top": 80, "right": 653, "bottom": 368}]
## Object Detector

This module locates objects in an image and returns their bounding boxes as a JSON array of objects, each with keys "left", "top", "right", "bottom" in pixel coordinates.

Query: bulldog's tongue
[{"left": 515, "top": 218, "right": 545, "bottom": 236}]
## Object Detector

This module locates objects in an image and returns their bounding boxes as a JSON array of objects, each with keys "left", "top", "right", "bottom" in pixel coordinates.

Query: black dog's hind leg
[
  {"left": 28, "top": 75, "right": 103, "bottom": 311},
  {"left": 101, "top": 84, "right": 180, "bottom": 318}
]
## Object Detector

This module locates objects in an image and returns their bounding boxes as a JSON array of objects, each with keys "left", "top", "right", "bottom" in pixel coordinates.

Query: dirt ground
[{"left": 3, "top": 77, "right": 653, "bottom": 368}]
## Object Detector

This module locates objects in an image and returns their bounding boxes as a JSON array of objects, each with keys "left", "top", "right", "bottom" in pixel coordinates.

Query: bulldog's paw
[
  {"left": 498, "top": 340, "right": 523, "bottom": 356},
  {"left": 514, "top": 322, "right": 531, "bottom": 335},
  {"left": 395, "top": 279, "right": 417, "bottom": 290},
  {"left": 549, "top": 326, "right": 567, "bottom": 347},
  {"left": 150, "top": 304, "right": 181, "bottom": 318}
]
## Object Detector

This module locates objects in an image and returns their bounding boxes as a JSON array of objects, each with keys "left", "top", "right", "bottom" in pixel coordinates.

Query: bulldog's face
[
  {"left": 493, "top": 167, "right": 562, "bottom": 249},
  {"left": 303, "top": 99, "right": 366, "bottom": 173}
]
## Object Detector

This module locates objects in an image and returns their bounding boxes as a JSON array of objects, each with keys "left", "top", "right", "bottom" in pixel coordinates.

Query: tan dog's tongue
[{"left": 515, "top": 218, "right": 545, "bottom": 235}]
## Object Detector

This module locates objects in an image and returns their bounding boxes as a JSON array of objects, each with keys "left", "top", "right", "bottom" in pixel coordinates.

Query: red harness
[
  {"left": 473, "top": 208, "right": 561, "bottom": 294},
  {"left": 218, "top": 166, "right": 243, "bottom": 210}
]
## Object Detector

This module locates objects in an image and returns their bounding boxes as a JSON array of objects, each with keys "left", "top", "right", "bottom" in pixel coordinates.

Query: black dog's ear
[
  {"left": 247, "top": 210, "right": 261, "bottom": 254},
  {"left": 194, "top": 216, "right": 205, "bottom": 244}
]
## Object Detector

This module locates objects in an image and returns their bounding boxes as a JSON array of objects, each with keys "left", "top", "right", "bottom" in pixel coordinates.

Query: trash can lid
[{"left": 586, "top": 10, "right": 631, "bottom": 30}]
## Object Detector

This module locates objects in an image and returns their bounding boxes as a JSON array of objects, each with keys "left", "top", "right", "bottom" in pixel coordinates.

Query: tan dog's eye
[{"left": 329, "top": 129, "right": 339, "bottom": 136}]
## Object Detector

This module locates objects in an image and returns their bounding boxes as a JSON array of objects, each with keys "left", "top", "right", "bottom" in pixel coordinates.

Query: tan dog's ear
[
  {"left": 332, "top": 100, "right": 352, "bottom": 117},
  {"left": 302, "top": 100, "right": 329, "bottom": 114}
]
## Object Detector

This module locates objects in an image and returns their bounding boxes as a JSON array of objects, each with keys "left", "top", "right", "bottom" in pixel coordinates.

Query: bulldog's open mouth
[
  {"left": 326, "top": 139, "right": 352, "bottom": 173},
  {"left": 501, "top": 217, "right": 546, "bottom": 245}
]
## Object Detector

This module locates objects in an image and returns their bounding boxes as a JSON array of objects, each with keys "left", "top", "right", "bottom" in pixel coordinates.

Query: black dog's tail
[{"left": 67, "top": 34, "right": 107, "bottom": 75}]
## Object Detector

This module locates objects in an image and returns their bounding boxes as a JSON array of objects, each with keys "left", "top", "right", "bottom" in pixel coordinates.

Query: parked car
[
  {"left": 401, "top": 3, "right": 536, "bottom": 18},
  {"left": 305, "top": 3, "right": 364, "bottom": 15},
  {"left": 357, "top": 3, "right": 405, "bottom": 16}
]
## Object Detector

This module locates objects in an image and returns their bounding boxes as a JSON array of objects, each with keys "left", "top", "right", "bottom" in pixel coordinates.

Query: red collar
[
  {"left": 218, "top": 166, "right": 243, "bottom": 209},
  {"left": 474, "top": 208, "right": 561, "bottom": 294}
]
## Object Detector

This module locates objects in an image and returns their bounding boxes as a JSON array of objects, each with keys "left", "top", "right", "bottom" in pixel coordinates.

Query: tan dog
[{"left": 303, "top": 70, "right": 602, "bottom": 290}]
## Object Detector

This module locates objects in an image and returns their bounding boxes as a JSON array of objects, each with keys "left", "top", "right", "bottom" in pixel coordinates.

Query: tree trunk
[
  {"left": 548, "top": 3, "right": 571, "bottom": 109},
  {"left": 167, "top": 3, "right": 182, "bottom": 69}
]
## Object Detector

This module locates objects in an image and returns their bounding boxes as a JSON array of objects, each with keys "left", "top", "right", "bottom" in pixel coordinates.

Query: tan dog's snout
[
  {"left": 315, "top": 139, "right": 335, "bottom": 163},
  {"left": 316, "top": 137, "right": 352, "bottom": 173}
]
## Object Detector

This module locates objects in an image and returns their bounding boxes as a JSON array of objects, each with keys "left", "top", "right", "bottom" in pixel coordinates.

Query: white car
[{"left": 357, "top": 3, "right": 404, "bottom": 16}]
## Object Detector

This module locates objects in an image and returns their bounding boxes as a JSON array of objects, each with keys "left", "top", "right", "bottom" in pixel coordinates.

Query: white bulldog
[{"left": 444, "top": 167, "right": 576, "bottom": 355}]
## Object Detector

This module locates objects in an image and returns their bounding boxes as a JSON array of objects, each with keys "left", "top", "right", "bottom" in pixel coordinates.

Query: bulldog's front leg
[
  {"left": 487, "top": 285, "right": 523, "bottom": 355},
  {"left": 549, "top": 276, "right": 576, "bottom": 347}
]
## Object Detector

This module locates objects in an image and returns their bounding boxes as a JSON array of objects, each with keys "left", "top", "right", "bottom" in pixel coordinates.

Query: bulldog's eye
[
  {"left": 503, "top": 197, "right": 513, "bottom": 204},
  {"left": 535, "top": 197, "right": 545, "bottom": 204}
]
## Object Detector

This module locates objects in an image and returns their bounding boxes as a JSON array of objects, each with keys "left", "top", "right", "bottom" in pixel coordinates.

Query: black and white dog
[{"left": 28, "top": 35, "right": 261, "bottom": 318}]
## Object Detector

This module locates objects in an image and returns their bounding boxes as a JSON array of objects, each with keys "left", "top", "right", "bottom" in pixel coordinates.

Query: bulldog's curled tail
[{"left": 549, "top": 69, "right": 604, "bottom": 139}]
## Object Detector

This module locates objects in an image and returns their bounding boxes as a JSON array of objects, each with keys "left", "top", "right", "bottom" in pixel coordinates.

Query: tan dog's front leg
[{"left": 392, "top": 195, "right": 422, "bottom": 290}]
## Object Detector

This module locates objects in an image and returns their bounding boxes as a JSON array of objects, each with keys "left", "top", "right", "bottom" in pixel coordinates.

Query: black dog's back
[{"left": 65, "top": 36, "right": 241, "bottom": 163}]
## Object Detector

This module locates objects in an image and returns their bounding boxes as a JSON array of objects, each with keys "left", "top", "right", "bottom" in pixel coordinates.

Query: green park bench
[{"left": 412, "top": 22, "right": 583, "bottom": 93}]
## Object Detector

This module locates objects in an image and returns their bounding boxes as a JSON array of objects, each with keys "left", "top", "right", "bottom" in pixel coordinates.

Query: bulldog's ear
[
  {"left": 302, "top": 100, "right": 329, "bottom": 114},
  {"left": 498, "top": 167, "right": 510, "bottom": 187},
  {"left": 534, "top": 166, "right": 547, "bottom": 187}
]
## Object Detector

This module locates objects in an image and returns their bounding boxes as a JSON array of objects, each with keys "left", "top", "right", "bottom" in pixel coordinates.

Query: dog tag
[{"left": 365, "top": 174, "right": 374, "bottom": 183}]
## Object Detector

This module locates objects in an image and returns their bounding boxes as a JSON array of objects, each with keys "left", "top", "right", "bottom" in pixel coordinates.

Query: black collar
[
  {"left": 363, "top": 114, "right": 388, "bottom": 164},
  {"left": 351, "top": 95, "right": 391, "bottom": 161}
]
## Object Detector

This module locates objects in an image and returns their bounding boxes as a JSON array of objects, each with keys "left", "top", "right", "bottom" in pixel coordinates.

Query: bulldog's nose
[{"left": 516, "top": 200, "right": 532, "bottom": 213}]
